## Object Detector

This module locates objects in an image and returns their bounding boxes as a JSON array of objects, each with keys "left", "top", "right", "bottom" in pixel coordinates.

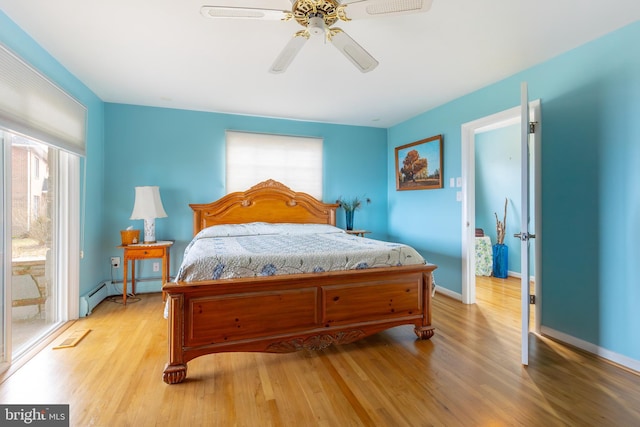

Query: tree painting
[
  {"left": 395, "top": 135, "right": 443, "bottom": 190},
  {"left": 401, "top": 149, "right": 428, "bottom": 182}
]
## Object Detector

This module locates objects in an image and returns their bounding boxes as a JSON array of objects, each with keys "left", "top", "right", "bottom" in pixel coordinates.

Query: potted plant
[{"left": 336, "top": 196, "right": 371, "bottom": 230}]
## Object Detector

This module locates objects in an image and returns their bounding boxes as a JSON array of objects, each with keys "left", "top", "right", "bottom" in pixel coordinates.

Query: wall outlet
[
  {"left": 111, "top": 256, "right": 121, "bottom": 268},
  {"left": 153, "top": 262, "right": 160, "bottom": 272}
]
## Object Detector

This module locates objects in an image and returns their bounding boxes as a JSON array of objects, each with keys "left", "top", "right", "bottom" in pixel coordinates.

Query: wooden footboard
[{"left": 162, "top": 263, "right": 437, "bottom": 384}]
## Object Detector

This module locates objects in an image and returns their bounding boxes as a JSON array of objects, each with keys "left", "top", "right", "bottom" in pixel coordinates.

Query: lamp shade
[{"left": 130, "top": 186, "right": 167, "bottom": 220}]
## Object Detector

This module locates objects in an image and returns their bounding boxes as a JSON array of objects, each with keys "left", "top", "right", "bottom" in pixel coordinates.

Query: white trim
[
  {"left": 460, "top": 123, "right": 476, "bottom": 304},
  {"left": 1, "top": 134, "right": 11, "bottom": 370},
  {"left": 461, "top": 105, "right": 520, "bottom": 304},
  {"left": 505, "top": 270, "right": 536, "bottom": 283},
  {"left": 64, "top": 153, "right": 80, "bottom": 319},
  {"left": 80, "top": 157, "right": 86, "bottom": 260},
  {"left": 475, "top": 115, "right": 520, "bottom": 134},
  {"left": 540, "top": 326, "right": 640, "bottom": 373},
  {"left": 460, "top": 100, "right": 541, "bottom": 316},
  {"left": 532, "top": 103, "right": 542, "bottom": 334},
  {"left": 520, "top": 82, "right": 530, "bottom": 365},
  {"left": 80, "top": 279, "right": 169, "bottom": 317},
  {"left": 434, "top": 286, "right": 462, "bottom": 301}
]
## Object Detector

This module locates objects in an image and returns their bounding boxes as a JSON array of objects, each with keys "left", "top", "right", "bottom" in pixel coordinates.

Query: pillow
[
  {"left": 195, "top": 222, "right": 345, "bottom": 239},
  {"left": 195, "top": 222, "right": 276, "bottom": 239},
  {"left": 268, "top": 223, "right": 345, "bottom": 235}
]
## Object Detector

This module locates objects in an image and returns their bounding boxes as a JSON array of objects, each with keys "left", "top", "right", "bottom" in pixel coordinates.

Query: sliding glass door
[
  {"left": 1, "top": 129, "right": 70, "bottom": 367},
  {"left": 1, "top": 133, "right": 5, "bottom": 371}
]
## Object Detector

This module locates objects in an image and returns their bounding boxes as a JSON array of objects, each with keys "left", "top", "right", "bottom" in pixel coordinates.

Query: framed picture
[{"left": 395, "top": 134, "right": 443, "bottom": 191}]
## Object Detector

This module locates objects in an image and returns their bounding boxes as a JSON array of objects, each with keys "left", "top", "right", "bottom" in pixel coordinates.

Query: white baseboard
[
  {"left": 506, "top": 271, "right": 535, "bottom": 283},
  {"left": 80, "top": 278, "right": 165, "bottom": 316},
  {"left": 430, "top": 287, "right": 639, "bottom": 373},
  {"left": 434, "top": 285, "right": 462, "bottom": 301},
  {"left": 540, "top": 326, "right": 640, "bottom": 373},
  {"left": 107, "top": 279, "right": 164, "bottom": 296}
]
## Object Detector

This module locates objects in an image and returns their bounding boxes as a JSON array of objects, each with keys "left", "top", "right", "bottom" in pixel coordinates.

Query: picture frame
[{"left": 395, "top": 134, "right": 444, "bottom": 191}]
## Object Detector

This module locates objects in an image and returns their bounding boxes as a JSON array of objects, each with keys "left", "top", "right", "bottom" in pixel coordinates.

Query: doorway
[{"left": 460, "top": 101, "right": 541, "bottom": 334}]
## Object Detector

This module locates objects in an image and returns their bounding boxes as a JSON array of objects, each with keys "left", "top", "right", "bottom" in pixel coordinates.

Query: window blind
[
  {"left": 0, "top": 44, "right": 87, "bottom": 156},
  {"left": 226, "top": 131, "right": 323, "bottom": 199}
]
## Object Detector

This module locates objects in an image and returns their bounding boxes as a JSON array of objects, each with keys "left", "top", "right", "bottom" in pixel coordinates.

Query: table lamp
[{"left": 130, "top": 186, "right": 167, "bottom": 243}]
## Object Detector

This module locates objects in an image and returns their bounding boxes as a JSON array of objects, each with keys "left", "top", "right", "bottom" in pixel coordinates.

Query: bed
[{"left": 162, "top": 179, "right": 437, "bottom": 384}]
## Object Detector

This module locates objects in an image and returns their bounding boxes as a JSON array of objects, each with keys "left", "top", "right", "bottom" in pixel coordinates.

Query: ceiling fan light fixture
[
  {"left": 200, "top": 0, "right": 433, "bottom": 74},
  {"left": 307, "top": 16, "right": 326, "bottom": 36}
]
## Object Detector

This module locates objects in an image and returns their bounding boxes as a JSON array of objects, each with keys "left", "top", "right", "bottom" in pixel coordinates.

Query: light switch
[
  {"left": 456, "top": 177, "right": 462, "bottom": 188},
  {"left": 449, "top": 178, "right": 455, "bottom": 188}
]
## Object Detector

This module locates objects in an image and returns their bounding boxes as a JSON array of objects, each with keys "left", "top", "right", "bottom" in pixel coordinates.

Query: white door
[
  {"left": 517, "top": 82, "right": 533, "bottom": 365},
  {"left": 460, "top": 88, "right": 541, "bottom": 365}
]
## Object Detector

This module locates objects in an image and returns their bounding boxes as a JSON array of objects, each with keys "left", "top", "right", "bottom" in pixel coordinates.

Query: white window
[{"left": 226, "top": 131, "right": 323, "bottom": 199}]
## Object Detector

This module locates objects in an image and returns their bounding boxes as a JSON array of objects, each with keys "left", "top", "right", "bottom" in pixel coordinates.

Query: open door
[
  {"left": 517, "top": 82, "right": 533, "bottom": 365},
  {"left": 460, "top": 85, "right": 541, "bottom": 365}
]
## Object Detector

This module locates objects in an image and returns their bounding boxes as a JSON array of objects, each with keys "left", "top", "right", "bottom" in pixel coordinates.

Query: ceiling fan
[{"left": 201, "top": 0, "right": 433, "bottom": 74}]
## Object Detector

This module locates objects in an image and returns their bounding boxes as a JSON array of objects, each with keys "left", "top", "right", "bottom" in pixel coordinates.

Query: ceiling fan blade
[
  {"left": 201, "top": 6, "right": 288, "bottom": 20},
  {"left": 269, "top": 32, "right": 309, "bottom": 74},
  {"left": 342, "top": 0, "right": 433, "bottom": 20},
  {"left": 329, "top": 29, "right": 378, "bottom": 73}
]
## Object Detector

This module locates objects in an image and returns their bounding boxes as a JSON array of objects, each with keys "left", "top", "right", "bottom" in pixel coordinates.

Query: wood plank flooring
[{"left": 1, "top": 276, "right": 639, "bottom": 426}]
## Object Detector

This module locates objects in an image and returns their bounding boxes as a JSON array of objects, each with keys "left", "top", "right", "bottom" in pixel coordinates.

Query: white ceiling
[{"left": 1, "top": 1, "right": 639, "bottom": 128}]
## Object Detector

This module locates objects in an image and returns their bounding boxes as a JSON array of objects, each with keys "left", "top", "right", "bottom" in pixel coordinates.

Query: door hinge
[
  {"left": 529, "top": 121, "right": 538, "bottom": 134},
  {"left": 529, "top": 294, "right": 536, "bottom": 304}
]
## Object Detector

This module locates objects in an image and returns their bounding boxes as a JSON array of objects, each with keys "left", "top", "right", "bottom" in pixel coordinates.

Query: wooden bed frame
[{"left": 162, "top": 180, "right": 437, "bottom": 384}]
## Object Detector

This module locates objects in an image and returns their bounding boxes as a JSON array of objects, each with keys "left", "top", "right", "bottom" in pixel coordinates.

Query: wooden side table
[
  {"left": 346, "top": 229, "right": 371, "bottom": 237},
  {"left": 118, "top": 240, "right": 173, "bottom": 305}
]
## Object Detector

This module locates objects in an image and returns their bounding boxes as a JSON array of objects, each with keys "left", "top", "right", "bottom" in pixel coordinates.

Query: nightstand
[
  {"left": 118, "top": 240, "right": 173, "bottom": 305},
  {"left": 346, "top": 229, "right": 371, "bottom": 237}
]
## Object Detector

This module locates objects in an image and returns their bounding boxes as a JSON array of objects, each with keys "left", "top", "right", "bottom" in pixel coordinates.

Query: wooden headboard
[{"left": 190, "top": 179, "right": 338, "bottom": 235}]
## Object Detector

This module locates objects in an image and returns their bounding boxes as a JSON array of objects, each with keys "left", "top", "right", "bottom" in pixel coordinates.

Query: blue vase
[
  {"left": 492, "top": 244, "right": 508, "bottom": 278},
  {"left": 345, "top": 210, "right": 354, "bottom": 230}
]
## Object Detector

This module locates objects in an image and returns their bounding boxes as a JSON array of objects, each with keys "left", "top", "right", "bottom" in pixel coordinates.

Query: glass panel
[
  {"left": 0, "top": 132, "right": 5, "bottom": 368},
  {"left": 10, "top": 134, "right": 59, "bottom": 357}
]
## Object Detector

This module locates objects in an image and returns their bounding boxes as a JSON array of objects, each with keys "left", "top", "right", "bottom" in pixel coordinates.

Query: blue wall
[
  {"left": 388, "top": 21, "right": 640, "bottom": 361},
  {"left": 0, "top": 11, "right": 106, "bottom": 298},
  {"left": 475, "top": 124, "right": 522, "bottom": 273},
  {"left": 104, "top": 104, "right": 389, "bottom": 279}
]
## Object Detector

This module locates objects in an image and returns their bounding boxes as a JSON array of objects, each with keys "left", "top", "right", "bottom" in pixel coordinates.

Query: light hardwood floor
[{"left": 1, "top": 276, "right": 639, "bottom": 426}]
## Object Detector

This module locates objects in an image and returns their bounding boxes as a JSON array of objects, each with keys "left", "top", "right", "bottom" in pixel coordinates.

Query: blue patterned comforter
[{"left": 174, "top": 222, "right": 425, "bottom": 282}]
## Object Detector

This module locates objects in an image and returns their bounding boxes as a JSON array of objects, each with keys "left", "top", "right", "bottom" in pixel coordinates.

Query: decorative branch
[{"left": 495, "top": 198, "right": 507, "bottom": 245}]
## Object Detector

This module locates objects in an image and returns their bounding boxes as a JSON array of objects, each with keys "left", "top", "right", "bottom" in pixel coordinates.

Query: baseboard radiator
[{"left": 79, "top": 281, "right": 110, "bottom": 317}]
